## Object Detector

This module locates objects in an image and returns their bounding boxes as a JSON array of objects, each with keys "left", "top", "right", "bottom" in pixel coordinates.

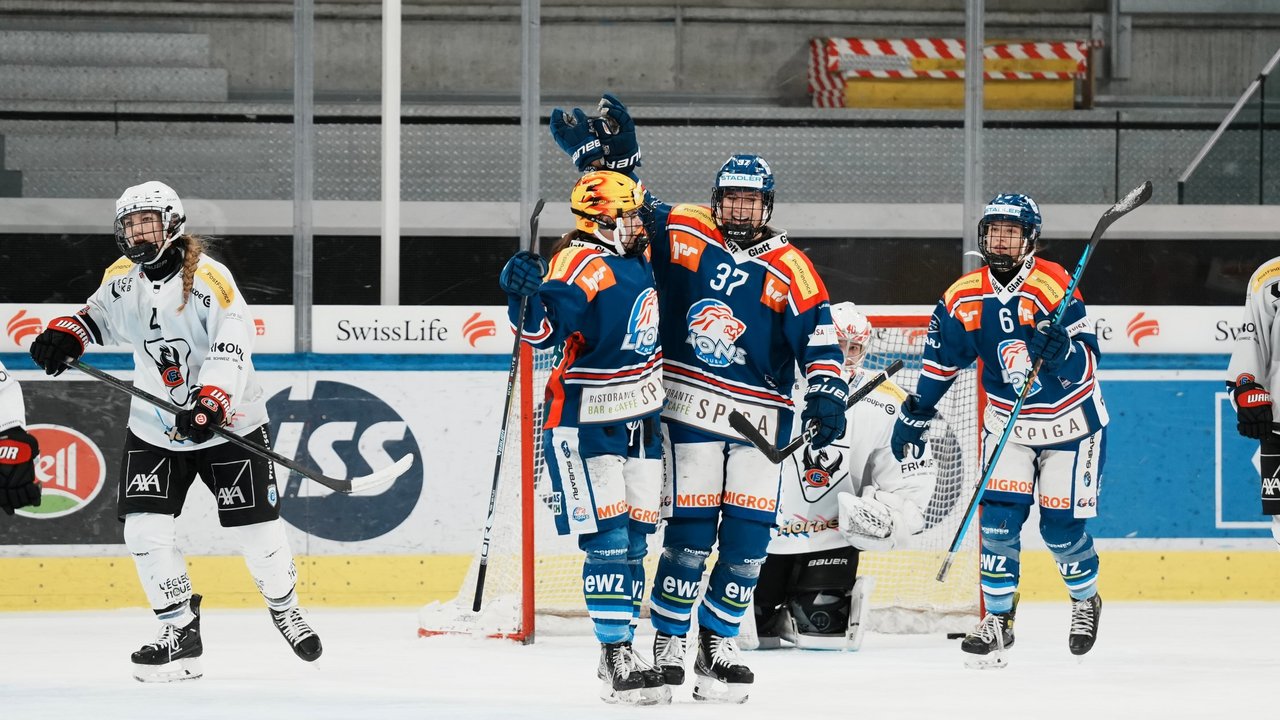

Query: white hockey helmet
[
  {"left": 114, "top": 181, "right": 187, "bottom": 265},
  {"left": 830, "top": 302, "right": 873, "bottom": 376}
]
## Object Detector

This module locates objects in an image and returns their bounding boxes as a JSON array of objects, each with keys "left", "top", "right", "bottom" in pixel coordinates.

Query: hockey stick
[
  {"left": 729, "top": 359, "right": 905, "bottom": 464},
  {"left": 69, "top": 359, "right": 413, "bottom": 495},
  {"left": 473, "top": 197, "right": 546, "bottom": 613},
  {"left": 936, "top": 180, "right": 1153, "bottom": 582}
]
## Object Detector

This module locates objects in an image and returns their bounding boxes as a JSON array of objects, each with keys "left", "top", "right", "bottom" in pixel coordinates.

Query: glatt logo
[
  {"left": 7, "top": 310, "right": 42, "bottom": 348},
  {"left": 18, "top": 425, "right": 107, "bottom": 519},
  {"left": 462, "top": 312, "right": 496, "bottom": 348},
  {"left": 1126, "top": 312, "right": 1160, "bottom": 346}
]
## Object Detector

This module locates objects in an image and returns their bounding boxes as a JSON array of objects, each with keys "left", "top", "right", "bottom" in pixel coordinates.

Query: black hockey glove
[
  {"left": 29, "top": 315, "right": 90, "bottom": 376},
  {"left": 0, "top": 427, "right": 40, "bottom": 515},
  {"left": 550, "top": 107, "right": 604, "bottom": 172},
  {"left": 802, "top": 376, "right": 849, "bottom": 449},
  {"left": 499, "top": 251, "right": 548, "bottom": 298},
  {"left": 1231, "top": 376, "right": 1274, "bottom": 440},
  {"left": 1028, "top": 320, "right": 1073, "bottom": 374},
  {"left": 891, "top": 395, "right": 936, "bottom": 462},
  {"left": 173, "top": 385, "right": 231, "bottom": 444},
  {"left": 590, "top": 93, "right": 642, "bottom": 172}
]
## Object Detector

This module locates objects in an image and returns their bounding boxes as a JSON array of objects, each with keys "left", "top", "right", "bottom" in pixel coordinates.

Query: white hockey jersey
[
  {"left": 69, "top": 254, "right": 267, "bottom": 450},
  {"left": 1227, "top": 256, "right": 1280, "bottom": 395},
  {"left": 0, "top": 360, "right": 25, "bottom": 434},
  {"left": 770, "top": 368, "right": 938, "bottom": 554}
]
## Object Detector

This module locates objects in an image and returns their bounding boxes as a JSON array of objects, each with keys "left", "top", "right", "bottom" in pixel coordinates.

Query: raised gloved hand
[
  {"left": 0, "top": 427, "right": 40, "bottom": 515},
  {"left": 1028, "top": 320, "right": 1073, "bottom": 374},
  {"left": 590, "top": 93, "right": 641, "bottom": 172},
  {"left": 29, "top": 316, "right": 91, "bottom": 376},
  {"left": 499, "top": 250, "right": 548, "bottom": 298},
  {"left": 802, "top": 376, "right": 849, "bottom": 449},
  {"left": 550, "top": 107, "right": 604, "bottom": 172},
  {"left": 173, "top": 385, "right": 230, "bottom": 444},
  {"left": 1232, "top": 376, "right": 1274, "bottom": 440},
  {"left": 837, "top": 486, "right": 925, "bottom": 552},
  {"left": 891, "top": 394, "right": 936, "bottom": 461}
]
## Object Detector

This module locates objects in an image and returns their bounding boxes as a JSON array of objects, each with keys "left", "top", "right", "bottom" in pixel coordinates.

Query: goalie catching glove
[
  {"left": 172, "top": 385, "right": 231, "bottom": 444},
  {"left": 837, "top": 486, "right": 925, "bottom": 552}
]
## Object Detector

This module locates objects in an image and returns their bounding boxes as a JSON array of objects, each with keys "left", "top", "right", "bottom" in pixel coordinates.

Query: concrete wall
[{"left": 1, "top": 2, "right": 1277, "bottom": 104}]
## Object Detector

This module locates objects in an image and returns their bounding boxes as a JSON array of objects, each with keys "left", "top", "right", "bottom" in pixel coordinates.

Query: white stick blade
[{"left": 348, "top": 453, "right": 415, "bottom": 495}]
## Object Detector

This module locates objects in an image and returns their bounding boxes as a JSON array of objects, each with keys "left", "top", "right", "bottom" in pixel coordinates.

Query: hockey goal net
[{"left": 418, "top": 314, "right": 982, "bottom": 641}]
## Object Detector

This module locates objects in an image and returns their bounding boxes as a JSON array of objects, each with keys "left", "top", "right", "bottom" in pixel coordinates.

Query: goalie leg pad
[
  {"left": 786, "top": 546, "right": 858, "bottom": 649},
  {"left": 749, "top": 553, "right": 799, "bottom": 650},
  {"left": 123, "top": 512, "right": 193, "bottom": 615},
  {"left": 234, "top": 518, "right": 299, "bottom": 611},
  {"left": 1039, "top": 513, "right": 1100, "bottom": 600},
  {"left": 581, "top": 526, "right": 635, "bottom": 644},
  {"left": 650, "top": 517, "right": 714, "bottom": 636},
  {"left": 698, "top": 515, "right": 771, "bottom": 637},
  {"left": 978, "top": 501, "right": 1029, "bottom": 614}
]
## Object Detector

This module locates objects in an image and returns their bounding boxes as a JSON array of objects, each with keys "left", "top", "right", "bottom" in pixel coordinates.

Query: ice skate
[
  {"left": 692, "top": 630, "right": 753, "bottom": 704},
  {"left": 131, "top": 594, "right": 203, "bottom": 683},
  {"left": 653, "top": 631, "right": 687, "bottom": 685},
  {"left": 845, "top": 575, "right": 876, "bottom": 651},
  {"left": 270, "top": 605, "right": 323, "bottom": 662},
  {"left": 1068, "top": 593, "right": 1102, "bottom": 656},
  {"left": 629, "top": 644, "right": 673, "bottom": 705},
  {"left": 597, "top": 641, "right": 651, "bottom": 705},
  {"left": 961, "top": 610, "right": 1015, "bottom": 670}
]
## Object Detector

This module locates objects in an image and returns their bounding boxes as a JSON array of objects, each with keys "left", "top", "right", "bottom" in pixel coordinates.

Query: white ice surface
[{"left": 0, "top": 602, "right": 1271, "bottom": 720}]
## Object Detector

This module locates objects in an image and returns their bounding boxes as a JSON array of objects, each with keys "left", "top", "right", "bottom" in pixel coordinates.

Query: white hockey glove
[{"left": 837, "top": 486, "right": 925, "bottom": 552}]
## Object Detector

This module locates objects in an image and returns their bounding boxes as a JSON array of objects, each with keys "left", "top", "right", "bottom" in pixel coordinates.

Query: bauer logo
[
  {"left": 18, "top": 425, "right": 107, "bottom": 520},
  {"left": 268, "top": 381, "right": 423, "bottom": 542}
]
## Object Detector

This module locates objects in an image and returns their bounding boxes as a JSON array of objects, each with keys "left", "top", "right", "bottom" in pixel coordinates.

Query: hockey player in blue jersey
[
  {"left": 551, "top": 94, "right": 848, "bottom": 703},
  {"left": 500, "top": 171, "right": 668, "bottom": 705},
  {"left": 891, "top": 194, "right": 1105, "bottom": 668}
]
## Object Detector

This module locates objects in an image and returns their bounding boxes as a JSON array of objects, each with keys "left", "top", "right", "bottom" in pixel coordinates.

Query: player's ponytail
[{"left": 176, "top": 235, "right": 207, "bottom": 313}]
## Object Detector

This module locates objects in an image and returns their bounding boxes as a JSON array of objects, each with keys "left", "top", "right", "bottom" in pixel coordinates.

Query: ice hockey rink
[{"left": 0, "top": 601, "right": 1267, "bottom": 720}]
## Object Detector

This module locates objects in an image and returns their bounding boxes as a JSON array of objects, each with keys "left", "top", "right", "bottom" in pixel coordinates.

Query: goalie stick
[
  {"left": 936, "top": 180, "right": 1153, "bottom": 582},
  {"left": 729, "top": 359, "right": 904, "bottom": 464},
  {"left": 69, "top": 359, "right": 413, "bottom": 495},
  {"left": 473, "top": 198, "right": 546, "bottom": 613}
]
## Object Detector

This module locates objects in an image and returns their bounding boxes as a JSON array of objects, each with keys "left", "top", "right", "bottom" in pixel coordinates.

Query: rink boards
[{"left": 0, "top": 351, "right": 1277, "bottom": 610}]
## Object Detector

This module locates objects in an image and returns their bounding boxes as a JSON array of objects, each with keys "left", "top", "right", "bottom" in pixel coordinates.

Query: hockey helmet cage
[
  {"left": 713, "top": 154, "right": 775, "bottom": 243},
  {"left": 978, "top": 192, "right": 1041, "bottom": 273},
  {"left": 570, "top": 170, "right": 647, "bottom": 257},
  {"left": 115, "top": 181, "right": 187, "bottom": 266}
]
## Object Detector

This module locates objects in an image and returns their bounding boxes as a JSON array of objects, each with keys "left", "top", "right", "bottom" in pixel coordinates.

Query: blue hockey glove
[
  {"left": 1028, "top": 320, "right": 1073, "bottom": 373},
  {"left": 891, "top": 395, "right": 936, "bottom": 462},
  {"left": 550, "top": 107, "right": 603, "bottom": 172},
  {"left": 499, "top": 251, "right": 548, "bottom": 298},
  {"left": 590, "top": 93, "right": 642, "bottom": 172},
  {"left": 802, "top": 376, "right": 849, "bottom": 449}
]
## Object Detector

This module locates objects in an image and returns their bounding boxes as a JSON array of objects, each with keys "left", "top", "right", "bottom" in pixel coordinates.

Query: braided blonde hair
[{"left": 176, "top": 235, "right": 207, "bottom": 313}]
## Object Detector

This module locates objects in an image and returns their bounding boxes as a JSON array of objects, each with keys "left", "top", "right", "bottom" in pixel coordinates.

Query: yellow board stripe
[{"left": 3, "top": 550, "right": 1280, "bottom": 611}]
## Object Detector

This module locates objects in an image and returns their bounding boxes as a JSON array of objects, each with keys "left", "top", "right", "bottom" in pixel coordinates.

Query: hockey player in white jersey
[
  {"left": 1226, "top": 255, "right": 1280, "bottom": 548},
  {"left": 28, "top": 181, "right": 321, "bottom": 682},
  {"left": 752, "top": 304, "right": 937, "bottom": 651},
  {"left": 0, "top": 361, "right": 41, "bottom": 516}
]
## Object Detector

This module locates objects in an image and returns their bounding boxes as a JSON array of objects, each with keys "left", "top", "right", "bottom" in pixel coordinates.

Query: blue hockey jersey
[
  {"left": 509, "top": 240, "right": 664, "bottom": 430},
  {"left": 917, "top": 255, "right": 1108, "bottom": 447},
  {"left": 642, "top": 200, "right": 843, "bottom": 445}
]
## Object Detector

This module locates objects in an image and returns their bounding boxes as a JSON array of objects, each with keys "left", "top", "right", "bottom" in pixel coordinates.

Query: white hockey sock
[
  {"left": 235, "top": 519, "right": 299, "bottom": 611},
  {"left": 123, "top": 512, "right": 193, "bottom": 617}
]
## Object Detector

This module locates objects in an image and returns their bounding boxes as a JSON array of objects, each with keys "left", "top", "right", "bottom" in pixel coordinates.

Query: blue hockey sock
[
  {"left": 1041, "top": 516, "right": 1100, "bottom": 600},
  {"left": 628, "top": 527, "right": 650, "bottom": 636},
  {"left": 649, "top": 517, "right": 714, "bottom": 636},
  {"left": 580, "top": 528, "right": 633, "bottom": 644},
  {"left": 979, "top": 502, "right": 1029, "bottom": 614},
  {"left": 697, "top": 515, "right": 771, "bottom": 637}
]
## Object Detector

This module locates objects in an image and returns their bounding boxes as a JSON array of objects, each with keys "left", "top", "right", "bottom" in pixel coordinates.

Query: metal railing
[{"left": 1177, "top": 46, "right": 1280, "bottom": 204}]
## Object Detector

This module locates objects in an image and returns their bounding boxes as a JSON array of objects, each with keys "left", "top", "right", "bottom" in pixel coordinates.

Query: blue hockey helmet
[
  {"left": 712, "top": 154, "right": 775, "bottom": 243},
  {"left": 978, "top": 193, "right": 1041, "bottom": 273}
]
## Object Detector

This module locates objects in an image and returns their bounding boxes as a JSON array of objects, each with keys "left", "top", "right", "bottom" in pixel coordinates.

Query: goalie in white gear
[{"left": 750, "top": 303, "right": 938, "bottom": 650}]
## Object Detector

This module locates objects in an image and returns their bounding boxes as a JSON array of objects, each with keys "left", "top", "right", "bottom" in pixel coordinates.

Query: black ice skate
[
  {"left": 961, "top": 608, "right": 1016, "bottom": 670},
  {"left": 270, "top": 606, "right": 323, "bottom": 662},
  {"left": 131, "top": 594, "right": 203, "bottom": 683},
  {"left": 597, "top": 641, "right": 661, "bottom": 706},
  {"left": 653, "top": 632, "right": 687, "bottom": 685},
  {"left": 693, "top": 630, "right": 754, "bottom": 704},
  {"left": 1068, "top": 593, "right": 1102, "bottom": 656}
]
